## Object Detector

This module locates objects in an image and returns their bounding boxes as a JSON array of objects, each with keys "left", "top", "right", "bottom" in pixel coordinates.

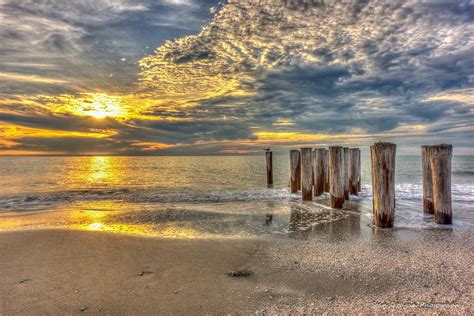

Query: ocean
[{"left": 0, "top": 155, "right": 472, "bottom": 238}]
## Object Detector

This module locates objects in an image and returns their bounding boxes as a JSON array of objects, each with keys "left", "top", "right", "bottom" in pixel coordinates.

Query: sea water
[{"left": 0, "top": 155, "right": 472, "bottom": 238}]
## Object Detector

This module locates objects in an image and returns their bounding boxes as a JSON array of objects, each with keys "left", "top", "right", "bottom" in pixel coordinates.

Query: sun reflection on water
[{"left": 85, "top": 156, "right": 122, "bottom": 184}]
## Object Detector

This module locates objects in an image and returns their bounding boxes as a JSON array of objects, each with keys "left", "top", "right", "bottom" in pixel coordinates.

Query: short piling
[
  {"left": 312, "top": 148, "right": 326, "bottom": 197},
  {"left": 430, "top": 144, "right": 453, "bottom": 224},
  {"left": 290, "top": 150, "right": 300, "bottom": 194},
  {"left": 300, "top": 148, "right": 313, "bottom": 201},
  {"left": 328, "top": 146, "right": 344, "bottom": 208},
  {"left": 371, "top": 142, "right": 396, "bottom": 228},
  {"left": 343, "top": 147, "right": 350, "bottom": 200},
  {"left": 357, "top": 149, "right": 361, "bottom": 192},
  {"left": 349, "top": 148, "right": 361, "bottom": 195},
  {"left": 421, "top": 146, "right": 434, "bottom": 214},
  {"left": 266, "top": 151, "right": 273, "bottom": 185}
]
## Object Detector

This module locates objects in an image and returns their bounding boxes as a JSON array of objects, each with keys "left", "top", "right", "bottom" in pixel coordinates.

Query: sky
[{"left": 0, "top": 0, "right": 473, "bottom": 156}]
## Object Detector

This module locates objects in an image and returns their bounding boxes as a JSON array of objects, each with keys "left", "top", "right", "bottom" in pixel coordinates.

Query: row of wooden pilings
[
  {"left": 289, "top": 147, "right": 361, "bottom": 208},
  {"left": 265, "top": 142, "right": 453, "bottom": 228}
]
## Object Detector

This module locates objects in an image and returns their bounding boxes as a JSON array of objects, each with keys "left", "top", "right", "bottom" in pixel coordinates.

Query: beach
[
  {"left": 1, "top": 217, "right": 472, "bottom": 314},
  {"left": 0, "top": 156, "right": 473, "bottom": 314}
]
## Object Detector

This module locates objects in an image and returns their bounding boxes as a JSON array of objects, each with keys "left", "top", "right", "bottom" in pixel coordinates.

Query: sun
[{"left": 77, "top": 93, "right": 124, "bottom": 119}]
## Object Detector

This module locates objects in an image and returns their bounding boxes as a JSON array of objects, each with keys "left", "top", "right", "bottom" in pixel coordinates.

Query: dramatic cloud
[{"left": 1, "top": 0, "right": 473, "bottom": 155}]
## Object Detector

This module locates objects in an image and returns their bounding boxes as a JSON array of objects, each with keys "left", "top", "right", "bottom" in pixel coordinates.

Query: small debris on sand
[
  {"left": 80, "top": 307, "right": 87, "bottom": 312},
  {"left": 137, "top": 271, "right": 153, "bottom": 276},
  {"left": 226, "top": 269, "right": 254, "bottom": 277},
  {"left": 19, "top": 279, "right": 31, "bottom": 284}
]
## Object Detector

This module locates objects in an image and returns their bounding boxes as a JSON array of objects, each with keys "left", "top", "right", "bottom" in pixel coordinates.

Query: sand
[{"left": 0, "top": 216, "right": 473, "bottom": 314}]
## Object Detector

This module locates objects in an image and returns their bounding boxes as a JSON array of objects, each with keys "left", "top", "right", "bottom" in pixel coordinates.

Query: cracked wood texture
[
  {"left": 300, "top": 148, "right": 313, "bottom": 201},
  {"left": 349, "top": 148, "right": 361, "bottom": 196},
  {"left": 343, "top": 147, "right": 350, "bottom": 200},
  {"left": 371, "top": 142, "right": 396, "bottom": 228},
  {"left": 430, "top": 144, "right": 452, "bottom": 224},
  {"left": 312, "top": 148, "right": 326, "bottom": 197},
  {"left": 324, "top": 149, "right": 329, "bottom": 193},
  {"left": 289, "top": 150, "right": 300, "bottom": 194},
  {"left": 329, "top": 146, "right": 344, "bottom": 209},
  {"left": 421, "top": 146, "right": 434, "bottom": 214}
]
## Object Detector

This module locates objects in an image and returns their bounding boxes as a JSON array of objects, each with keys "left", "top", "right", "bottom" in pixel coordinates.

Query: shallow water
[{"left": 0, "top": 155, "right": 472, "bottom": 238}]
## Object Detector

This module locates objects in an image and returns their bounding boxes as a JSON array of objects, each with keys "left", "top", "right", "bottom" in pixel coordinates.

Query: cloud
[
  {"left": 1, "top": 0, "right": 474, "bottom": 154},
  {"left": 0, "top": 0, "right": 214, "bottom": 95}
]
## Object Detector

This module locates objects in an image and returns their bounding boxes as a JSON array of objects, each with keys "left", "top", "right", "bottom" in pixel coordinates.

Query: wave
[
  {"left": 0, "top": 187, "right": 290, "bottom": 212},
  {"left": 1, "top": 181, "right": 472, "bottom": 213},
  {"left": 358, "top": 183, "right": 473, "bottom": 202}
]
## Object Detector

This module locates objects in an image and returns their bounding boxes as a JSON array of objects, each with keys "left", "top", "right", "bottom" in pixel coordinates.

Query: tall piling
[
  {"left": 324, "top": 149, "right": 329, "bottom": 193},
  {"left": 312, "top": 148, "right": 326, "bottom": 197},
  {"left": 371, "top": 142, "right": 396, "bottom": 228},
  {"left": 300, "top": 148, "right": 313, "bottom": 201},
  {"left": 290, "top": 150, "right": 300, "bottom": 194},
  {"left": 421, "top": 146, "right": 434, "bottom": 214},
  {"left": 349, "top": 148, "right": 361, "bottom": 195},
  {"left": 328, "top": 146, "right": 344, "bottom": 208},
  {"left": 266, "top": 151, "right": 273, "bottom": 186},
  {"left": 343, "top": 147, "right": 350, "bottom": 200},
  {"left": 430, "top": 144, "right": 453, "bottom": 224},
  {"left": 297, "top": 155, "right": 302, "bottom": 191}
]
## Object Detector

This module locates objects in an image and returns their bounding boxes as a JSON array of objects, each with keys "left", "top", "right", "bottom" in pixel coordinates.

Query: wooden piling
[
  {"left": 357, "top": 149, "right": 361, "bottom": 192},
  {"left": 430, "top": 144, "right": 453, "bottom": 224},
  {"left": 343, "top": 147, "right": 350, "bottom": 200},
  {"left": 370, "top": 142, "right": 396, "bottom": 228},
  {"left": 349, "top": 148, "right": 361, "bottom": 195},
  {"left": 300, "top": 148, "right": 313, "bottom": 201},
  {"left": 421, "top": 146, "right": 434, "bottom": 214},
  {"left": 290, "top": 150, "right": 300, "bottom": 194},
  {"left": 297, "top": 154, "right": 302, "bottom": 191},
  {"left": 328, "top": 146, "right": 344, "bottom": 208},
  {"left": 324, "top": 149, "right": 329, "bottom": 193},
  {"left": 312, "top": 148, "right": 326, "bottom": 197},
  {"left": 266, "top": 151, "right": 273, "bottom": 185}
]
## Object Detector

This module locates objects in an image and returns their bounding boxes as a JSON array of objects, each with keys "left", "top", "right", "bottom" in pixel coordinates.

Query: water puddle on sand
[{"left": 0, "top": 199, "right": 355, "bottom": 239}]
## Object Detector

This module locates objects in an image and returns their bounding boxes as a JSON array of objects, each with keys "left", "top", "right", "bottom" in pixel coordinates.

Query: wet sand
[{"left": 0, "top": 215, "right": 473, "bottom": 314}]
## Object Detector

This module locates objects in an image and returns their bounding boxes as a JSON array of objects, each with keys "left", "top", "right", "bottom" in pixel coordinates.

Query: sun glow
[
  {"left": 42, "top": 93, "right": 127, "bottom": 119},
  {"left": 77, "top": 93, "right": 124, "bottom": 119}
]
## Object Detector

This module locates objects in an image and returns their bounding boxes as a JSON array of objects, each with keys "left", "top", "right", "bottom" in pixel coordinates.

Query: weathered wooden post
[
  {"left": 421, "top": 146, "right": 434, "bottom": 214},
  {"left": 328, "top": 146, "right": 344, "bottom": 208},
  {"left": 324, "top": 149, "right": 329, "bottom": 193},
  {"left": 300, "top": 148, "right": 313, "bottom": 201},
  {"left": 312, "top": 148, "right": 326, "bottom": 197},
  {"left": 297, "top": 155, "right": 302, "bottom": 191},
  {"left": 430, "top": 144, "right": 453, "bottom": 224},
  {"left": 357, "top": 148, "right": 361, "bottom": 192},
  {"left": 266, "top": 150, "right": 273, "bottom": 186},
  {"left": 349, "top": 148, "right": 361, "bottom": 195},
  {"left": 371, "top": 142, "right": 396, "bottom": 228},
  {"left": 343, "top": 147, "right": 350, "bottom": 200},
  {"left": 290, "top": 150, "right": 300, "bottom": 193}
]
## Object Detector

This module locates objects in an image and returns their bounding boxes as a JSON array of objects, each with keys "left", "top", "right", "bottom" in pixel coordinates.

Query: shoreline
[{"left": 1, "top": 223, "right": 472, "bottom": 314}]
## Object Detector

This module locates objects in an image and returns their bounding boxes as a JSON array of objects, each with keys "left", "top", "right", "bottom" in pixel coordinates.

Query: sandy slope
[{"left": 0, "top": 223, "right": 472, "bottom": 314}]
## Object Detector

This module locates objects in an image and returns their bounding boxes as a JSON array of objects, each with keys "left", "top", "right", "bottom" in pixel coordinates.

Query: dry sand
[{"left": 0, "top": 215, "right": 473, "bottom": 314}]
